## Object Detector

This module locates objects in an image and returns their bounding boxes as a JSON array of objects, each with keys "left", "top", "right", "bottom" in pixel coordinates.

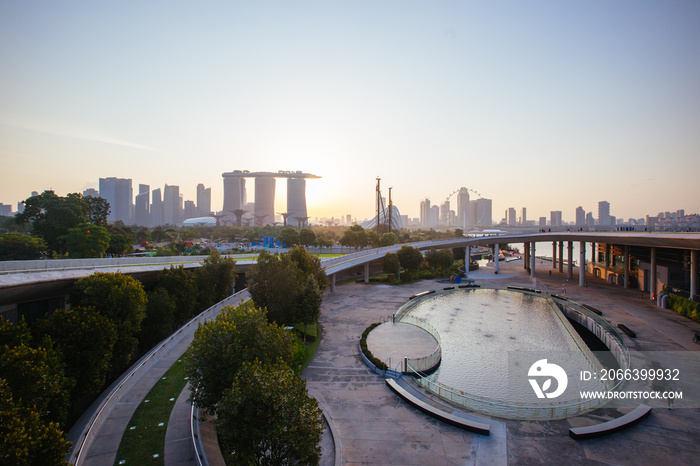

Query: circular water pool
[{"left": 397, "top": 288, "right": 612, "bottom": 419}]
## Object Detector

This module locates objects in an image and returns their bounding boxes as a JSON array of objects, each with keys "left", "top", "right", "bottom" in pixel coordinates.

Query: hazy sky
[{"left": 2, "top": 1, "right": 699, "bottom": 223}]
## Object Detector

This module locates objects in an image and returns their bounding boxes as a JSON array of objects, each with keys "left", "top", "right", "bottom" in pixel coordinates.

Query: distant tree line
[{"left": 0, "top": 252, "right": 236, "bottom": 464}]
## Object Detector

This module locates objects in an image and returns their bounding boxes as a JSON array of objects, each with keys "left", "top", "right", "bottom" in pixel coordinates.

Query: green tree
[
  {"left": 397, "top": 245, "right": 423, "bottom": 275},
  {"left": 0, "top": 379, "right": 71, "bottom": 466},
  {"left": 158, "top": 266, "right": 198, "bottom": 325},
  {"left": 32, "top": 307, "right": 117, "bottom": 404},
  {"left": 185, "top": 302, "right": 300, "bottom": 413},
  {"left": 247, "top": 251, "right": 301, "bottom": 324},
  {"left": 16, "top": 191, "right": 110, "bottom": 254},
  {"left": 379, "top": 232, "right": 398, "bottom": 247},
  {"left": 0, "top": 339, "right": 72, "bottom": 426},
  {"left": 139, "top": 288, "right": 176, "bottom": 350},
  {"left": 287, "top": 245, "right": 328, "bottom": 291},
  {"left": 295, "top": 275, "right": 323, "bottom": 341},
  {"left": 195, "top": 250, "right": 237, "bottom": 309},
  {"left": 298, "top": 228, "right": 316, "bottom": 247},
  {"left": 278, "top": 227, "right": 299, "bottom": 247},
  {"left": 0, "top": 233, "right": 46, "bottom": 260},
  {"left": 84, "top": 195, "right": 110, "bottom": 226},
  {"left": 367, "top": 230, "right": 380, "bottom": 248},
  {"left": 105, "top": 224, "right": 134, "bottom": 256},
  {"left": 63, "top": 223, "right": 111, "bottom": 258},
  {"left": 383, "top": 252, "right": 400, "bottom": 276},
  {"left": 215, "top": 362, "right": 322, "bottom": 465},
  {"left": 426, "top": 248, "right": 454, "bottom": 274},
  {"left": 69, "top": 273, "right": 147, "bottom": 373}
]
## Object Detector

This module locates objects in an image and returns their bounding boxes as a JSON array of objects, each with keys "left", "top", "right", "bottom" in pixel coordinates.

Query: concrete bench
[
  {"left": 385, "top": 379, "right": 490, "bottom": 436},
  {"left": 569, "top": 404, "right": 651, "bottom": 440},
  {"left": 617, "top": 323, "right": 636, "bottom": 338}
]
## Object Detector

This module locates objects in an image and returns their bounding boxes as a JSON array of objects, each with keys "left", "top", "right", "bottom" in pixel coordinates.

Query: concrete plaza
[{"left": 304, "top": 258, "right": 700, "bottom": 465}]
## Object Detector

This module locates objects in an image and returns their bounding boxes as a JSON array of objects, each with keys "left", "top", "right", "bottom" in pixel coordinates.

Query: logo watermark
[{"left": 527, "top": 359, "right": 568, "bottom": 399}]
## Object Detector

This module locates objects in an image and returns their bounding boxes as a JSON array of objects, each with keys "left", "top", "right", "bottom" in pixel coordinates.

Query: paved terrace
[{"left": 306, "top": 259, "right": 700, "bottom": 465}]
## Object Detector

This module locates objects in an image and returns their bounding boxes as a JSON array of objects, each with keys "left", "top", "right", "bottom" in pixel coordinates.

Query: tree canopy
[
  {"left": 185, "top": 301, "right": 302, "bottom": 413},
  {"left": 0, "top": 232, "right": 46, "bottom": 260}
]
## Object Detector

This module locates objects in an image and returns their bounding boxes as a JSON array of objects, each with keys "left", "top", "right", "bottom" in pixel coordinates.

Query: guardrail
[{"left": 393, "top": 314, "right": 442, "bottom": 374}]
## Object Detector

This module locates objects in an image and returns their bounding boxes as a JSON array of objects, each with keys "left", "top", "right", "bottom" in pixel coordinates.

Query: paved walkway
[{"left": 305, "top": 259, "right": 700, "bottom": 465}]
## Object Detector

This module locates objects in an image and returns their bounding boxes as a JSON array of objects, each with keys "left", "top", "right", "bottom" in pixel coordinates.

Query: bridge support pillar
[
  {"left": 650, "top": 247, "right": 657, "bottom": 300},
  {"left": 558, "top": 241, "right": 564, "bottom": 273},
  {"left": 465, "top": 245, "right": 470, "bottom": 273},
  {"left": 624, "top": 245, "right": 630, "bottom": 289},
  {"left": 691, "top": 250, "right": 698, "bottom": 300},
  {"left": 567, "top": 242, "right": 573, "bottom": 280},
  {"left": 530, "top": 242, "right": 536, "bottom": 278},
  {"left": 364, "top": 263, "right": 370, "bottom": 283},
  {"left": 494, "top": 243, "right": 499, "bottom": 274},
  {"left": 579, "top": 242, "right": 586, "bottom": 287},
  {"left": 524, "top": 243, "right": 530, "bottom": 270},
  {"left": 330, "top": 273, "right": 336, "bottom": 292},
  {"left": 552, "top": 241, "right": 557, "bottom": 269}
]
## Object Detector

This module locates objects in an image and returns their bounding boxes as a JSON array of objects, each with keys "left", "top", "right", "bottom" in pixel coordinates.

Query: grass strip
[{"left": 113, "top": 356, "right": 190, "bottom": 465}]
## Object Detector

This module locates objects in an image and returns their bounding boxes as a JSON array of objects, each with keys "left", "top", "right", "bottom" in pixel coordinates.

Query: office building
[
  {"left": 99, "top": 177, "right": 133, "bottom": 224},
  {"left": 576, "top": 206, "right": 585, "bottom": 226},
  {"left": 184, "top": 200, "right": 196, "bottom": 220},
  {"left": 598, "top": 201, "right": 611, "bottom": 225},
  {"left": 135, "top": 184, "right": 150, "bottom": 226},
  {"left": 151, "top": 188, "right": 163, "bottom": 226},
  {"left": 197, "top": 183, "right": 212, "bottom": 217},
  {"left": 163, "top": 184, "right": 181, "bottom": 225},
  {"left": 471, "top": 198, "right": 492, "bottom": 227},
  {"left": 551, "top": 211, "right": 562, "bottom": 226},
  {"left": 508, "top": 208, "right": 516, "bottom": 226},
  {"left": 521, "top": 207, "right": 527, "bottom": 225},
  {"left": 420, "top": 199, "right": 431, "bottom": 227},
  {"left": 441, "top": 201, "right": 451, "bottom": 226},
  {"left": 457, "top": 188, "right": 471, "bottom": 229},
  {"left": 83, "top": 188, "right": 99, "bottom": 198}
]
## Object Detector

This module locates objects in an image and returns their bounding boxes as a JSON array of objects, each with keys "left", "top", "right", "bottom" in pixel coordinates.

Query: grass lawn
[
  {"left": 113, "top": 356, "right": 190, "bottom": 465},
  {"left": 292, "top": 322, "right": 321, "bottom": 370}
]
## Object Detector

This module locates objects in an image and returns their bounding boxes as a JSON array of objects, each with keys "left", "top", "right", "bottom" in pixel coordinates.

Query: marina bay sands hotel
[{"left": 222, "top": 170, "right": 321, "bottom": 227}]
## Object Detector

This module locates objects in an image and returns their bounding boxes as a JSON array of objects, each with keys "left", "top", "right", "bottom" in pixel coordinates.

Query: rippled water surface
[{"left": 404, "top": 289, "right": 605, "bottom": 403}]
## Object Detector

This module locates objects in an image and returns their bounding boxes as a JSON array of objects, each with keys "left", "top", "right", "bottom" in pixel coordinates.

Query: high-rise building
[
  {"left": 163, "top": 184, "right": 181, "bottom": 225},
  {"left": 420, "top": 199, "right": 431, "bottom": 227},
  {"left": 550, "top": 211, "right": 562, "bottom": 226},
  {"left": 471, "top": 198, "right": 492, "bottom": 226},
  {"left": 222, "top": 172, "right": 247, "bottom": 221},
  {"left": 83, "top": 188, "right": 99, "bottom": 198},
  {"left": 196, "top": 183, "right": 212, "bottom": 217},
  {"left": 575, "top": 206, "right": 585, "bottom": 226},
  {"left": 456, "top": 188, "right": 470, "bottom": 229},
  {"left": 0, "top": 204, "right": 12, "bottom": 216},
  {"left": 99, "top": 177, "right": 133, "bottom": 224},
  {"left": 254, "top": 177, "right": 276, "bottom": 226},
  {"left": 586, "top": 212, "right": 595, "bottom": 225},
  {"left": 598, "top": 201, "right": 611, "bottom": 225},
  {"left": 135, "top": 184, "right": 150, "bottom": 226},
  {"left": 287, "top": 177, "right": 308, "bottom": 227},
  {"left": 429, "top": 205, "right": 440, "bottom": 227},
  {"left": 539, "top": 217, "right": 547, "bottom": 227},
  {"left": 184, "top": 200, "right": 196, "bottom": 220},
  {"left": 441, "top": 201, "right": 451, "bottom": 226},
  {"left": 521, "top": 207, "right": 527, "bottom": 225},
  {"left": 507, "top": 208, "right": 516, "bottom": 226},
  {"left": 151, "top": 188, "right": 163, "bottom": 226}
]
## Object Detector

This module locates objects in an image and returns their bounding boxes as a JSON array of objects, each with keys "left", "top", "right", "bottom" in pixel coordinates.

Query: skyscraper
[
  {"left": 135, "top": 184, "right": 150, "bottom": 226},
  {"left": 163, "top": 185, "right": 181, "bottom": 225},
  {"left": 598, "top": 201, "right": 611, "bottom": 225},
  {"left": 151, "top": 188, "right": 163, "bottom": 226},
  {"left": 254, "top": 177, "right": 276, "bottom": 226},
  {"left": 521, "top": 207, "right": 527, "bottom": 225},
  {"left": 441, "top": 200, "right": 451, "bottom": 226},
  {"left": 457, "top": 188, "right": 470, "bottom": 229},
  {"left": 508, "top": 207, "right": 516, "bottom": 226},
  {"left": 420, "top": 199, "right": 431, "bottom": 227},
  {"left": 196, "top": 183, "right": 212, "bottom": 217},
  {"left": 99, "top": 177, "right": 133, "bottom": 224},
  {"left": 184, "top": 200, "right": 196, "bottom": 220},
  {"left": 471, "top": 198, "right": 492, "bottom": 226},
  {"left": 576, "top": 206, "right": 585, "bottom": 226},
  {"left": 550, "top": 211, "right": 562, "bottom": 226},
  {"left": 287, "top": 177, "right": 308, "bottom": 227}
]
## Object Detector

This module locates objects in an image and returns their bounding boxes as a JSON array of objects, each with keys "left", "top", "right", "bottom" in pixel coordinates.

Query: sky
[{"left": 1, "top": 1, "right": 699, "bottom": 223}]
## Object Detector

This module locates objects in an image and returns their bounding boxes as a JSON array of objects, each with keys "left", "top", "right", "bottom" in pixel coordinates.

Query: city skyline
[{"left": 1, "top": 2, "right": 699, "bottom": 221}]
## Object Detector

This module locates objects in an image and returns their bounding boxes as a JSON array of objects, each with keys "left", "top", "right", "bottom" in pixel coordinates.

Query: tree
[
  {"left": 295, "top": 275, "right": 323, "bottom": 341},
  {"left": 425, "top": 248, "right": 454, "bottom": 274},
  {"left": 32, "top": 307, "right": 117, "bottom": 404},
  {"left": 397, "top": 245, "right": 423, "bottom": 275},
  {"left": 383, "top": 252, "right": 400, "bottom": 276},
  {"left": 0, "top": 379, "right": 71, "bottom": 466},
  {"left": 105, "top": 224, "right": 133, "bottom": 256},
  {"left": 69, "top": 273, "right": 147, "bottom": 373},
  {"left": 63, "top": 223, "right": 111, "bottom": 258},
  {"left": 15, "top": 191, "right": 110, "bottom": 254},
  {"left": 287, "top": 245, "right": 328, "bottom": 291},
  {"left": 215, "top": 362, "right": 322, "bottom": 465},
  {"left": 278, "top": 227, "right": 299, "bottom": 247},
  {"left": 379, "top": 232, "right": 398, "bottom": 247},
  {"left": 139, "top": 288, "right": 176, "bottom": 350},
  {"left": 0, "top": 233, "right": 46, "bottom": 260},
  {"left": 0, "top": 339, "right": 72, "bottom": 426},
  {"left": 158, "top": 266, "right": 198, "bottom": 325},
  {"left": 298, "top": 228, "right": 316, "bottom": 247},
  {"left": 195, "top": 250, "right": 236, "bottom": 309},
  {"left": 185, "top": 302, "right": 301, "bottom": 413},
  {"left": 84, "top": 195, "right": 110, "bottom": 226},
  {"left": 247, "top": 251, "right": 301, "bottom": 324}
]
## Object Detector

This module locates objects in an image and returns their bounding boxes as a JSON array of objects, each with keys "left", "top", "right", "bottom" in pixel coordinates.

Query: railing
[{"left": 394, "top": 313, "right": 442, "bottom": 374}]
